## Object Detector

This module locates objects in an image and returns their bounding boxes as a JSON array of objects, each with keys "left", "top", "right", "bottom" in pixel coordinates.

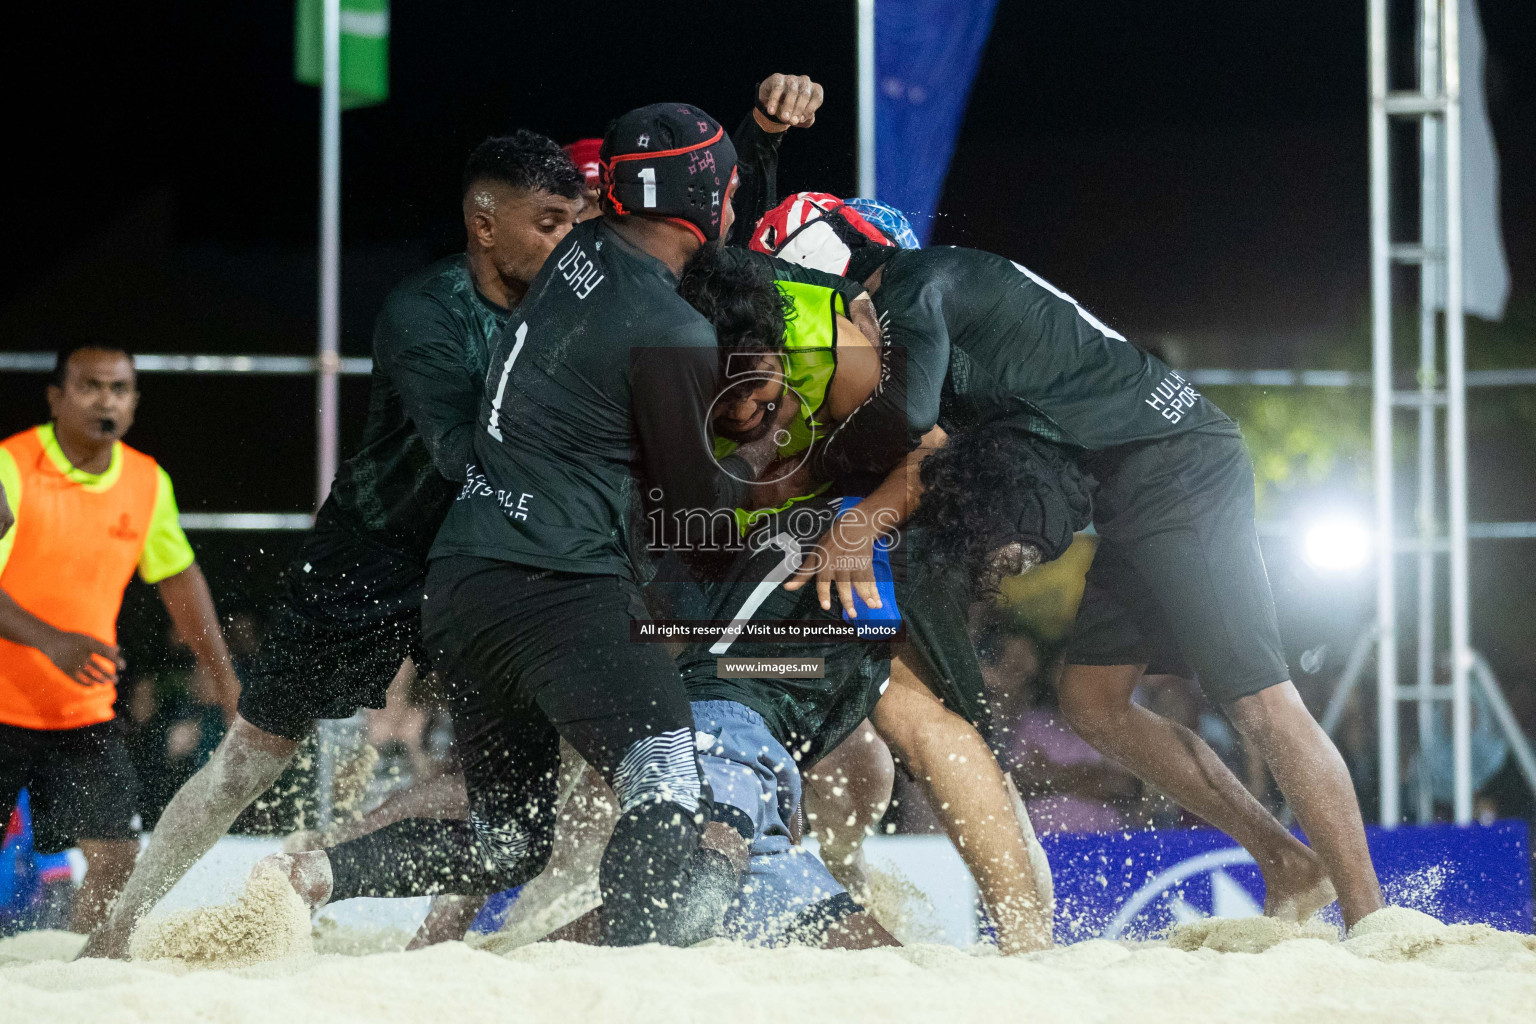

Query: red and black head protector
[{"left": 599, "top": 103, "right": 739, "bottom": 243}]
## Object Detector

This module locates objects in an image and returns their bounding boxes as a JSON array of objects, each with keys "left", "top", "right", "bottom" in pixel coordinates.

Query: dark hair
[
  {"left": 52, "top": 343, "right": 135, "bottom": 387},
  {"left": 678, "top": 246, "right": 794, "bottom": 397},
  {"left": 911, "top": 424, "right": 1093, "bottom": 591},
  {"left": 462, "top": 129, "right": 584, "bottom": 200}
]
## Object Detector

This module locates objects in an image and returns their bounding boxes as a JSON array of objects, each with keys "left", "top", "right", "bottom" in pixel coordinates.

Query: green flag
[{"left": 295, "top": 0, "right": 389, "bottom": 109}]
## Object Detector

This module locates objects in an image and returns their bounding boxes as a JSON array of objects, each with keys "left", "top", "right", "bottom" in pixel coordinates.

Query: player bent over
[{"left": 757, "top": 194, "right": 1383, "bottom": 928}]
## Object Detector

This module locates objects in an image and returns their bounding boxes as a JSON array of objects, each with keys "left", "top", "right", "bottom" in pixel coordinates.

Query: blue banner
[
  {"left": 1043, "top": 821, "right": 1532, "bottom": 943},
  {"left": 876, "top": 0, "right": 998, "bottom": 244}
]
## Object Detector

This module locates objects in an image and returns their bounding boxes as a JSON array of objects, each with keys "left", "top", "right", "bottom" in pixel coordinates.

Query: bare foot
[
  {"left": 77, "top": 917, "right": 133, "bottom": 960},
  {"left": 281, "top": 830, "right": 325, "bottom": 854},
  {"left": 257, "top": 851, "right": 334, "bottom": 910},
  {"left": 406, "top": 895, "right": 486, "bottom": 950},
  {"left": 821, "top": 910, "right": 902, "bottom": 950},
  {"left": 1263, "top": 847, "right": 1338, "bottom": 923},
  {"left": 543, "top": 906, "right": 606, "bottom": 944}
]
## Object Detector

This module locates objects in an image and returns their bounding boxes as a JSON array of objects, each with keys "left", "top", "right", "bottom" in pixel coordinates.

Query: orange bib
[{"left": 0, "top": 427, "right": 160, "bottom": 729}]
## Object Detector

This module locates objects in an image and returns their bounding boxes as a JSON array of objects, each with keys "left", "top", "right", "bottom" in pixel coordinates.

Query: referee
[{"left": 0, "top": 343, "right": 240, "bottom": 932}]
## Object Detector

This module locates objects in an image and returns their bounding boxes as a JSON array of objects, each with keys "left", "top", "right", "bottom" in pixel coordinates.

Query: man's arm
[
  {"left": 786, "top": 425, "right": 948, "bottom": 615},
  {"left": 0, "top": 589, "right": 122, "bottom": 686},
  {"left": 374, "top": 292, "right": 484, "bottom": 484},
  {"left": 813, "top": 280, "right": 949, "bottom": 489},
  {"left": 157, "top": 564, "right": 241, "bottom": 720},
  {"left": 728, "top": 73, "right": 825, "bottom": 248},
  {"left": 871, "top": 654, "right": 1053, "bottom": 954}
]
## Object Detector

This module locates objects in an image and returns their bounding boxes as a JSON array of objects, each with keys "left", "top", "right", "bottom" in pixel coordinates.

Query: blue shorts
[{"left": 691, "top": 700, "right": 860, "bottom": 945}]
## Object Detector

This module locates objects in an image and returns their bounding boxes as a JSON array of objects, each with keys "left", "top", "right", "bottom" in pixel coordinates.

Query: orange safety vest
[{"left": 0, "top": 427, "right": 162, "bottom": 729}]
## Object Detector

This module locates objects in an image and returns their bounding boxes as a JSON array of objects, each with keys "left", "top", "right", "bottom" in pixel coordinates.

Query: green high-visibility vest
[
  {"left": 716, "top": 281, "right": 847, "bottom": 533},
  {"left": 294, "top": 0, "right": 390, "bottom": 109}
]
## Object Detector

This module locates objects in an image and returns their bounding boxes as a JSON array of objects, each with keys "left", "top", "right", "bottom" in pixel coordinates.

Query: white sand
[
  {"left": 126, "top": 861, "right": 314, "bottom": 968},
  {"left": 4, "top": 906, "right": 1534, "bottom": 1024},
  {"left": 1169, "top": 915, "right": 1340, "bottom": 953}
]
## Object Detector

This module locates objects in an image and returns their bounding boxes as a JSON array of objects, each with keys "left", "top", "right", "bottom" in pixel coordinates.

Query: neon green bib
[{"left": 714, "top": 281, "right": 846, "bottom": 532}]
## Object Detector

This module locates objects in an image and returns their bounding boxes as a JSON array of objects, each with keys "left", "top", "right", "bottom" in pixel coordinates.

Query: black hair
[
  {"left": 911, "top": 424, "right": 1093, "bottom": 593},
  {"left": 52, "top": 342, "right": 135, "bottom": 387},
  {"left": 462, "top": 129, "right": 584, "bottom": 200},
  {"left": 678, "top": 246, "right": 794, "bottom": 398}
]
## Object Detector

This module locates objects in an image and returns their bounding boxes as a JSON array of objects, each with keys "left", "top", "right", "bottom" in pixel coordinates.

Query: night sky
[
  {"left": 5, "top": 3, "right": 1534, "bottom": 362},
  {"left": 3, "top": 1, "right": 1535, "bottom": 696}
]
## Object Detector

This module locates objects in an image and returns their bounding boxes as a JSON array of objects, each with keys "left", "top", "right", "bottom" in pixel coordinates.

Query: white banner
[{"left": 1454, "top": 0, "right": 1511, "bottom": 321}]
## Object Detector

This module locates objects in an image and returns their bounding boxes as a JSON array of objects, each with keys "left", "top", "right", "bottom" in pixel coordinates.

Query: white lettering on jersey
[
  {"left": 1142, "top": 369, "right": 1202, "bottom": 424},
  {"left": 1010, "top": 261, "right": 1127, "bottom": 342},
  {"left": 457, "top": 463, "right": 535, "bottom": 521},
  {"left": 557, "top": 242, "right": 605, "bottom": 300}
]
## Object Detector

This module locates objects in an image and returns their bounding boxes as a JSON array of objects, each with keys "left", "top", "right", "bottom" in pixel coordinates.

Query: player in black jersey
[
  {"left": 755, "top": 195, "right": 1384, "bottom": 929},
  {"left": 224, "top": 78, "right": 843, "bottom": 950},
  {"left": 671, "top": 432, "right": 1089, "bottom": 950},
  {"left": 282, "top": 104, "right": 820, "bottom": 948},
  {"left": 81, "top": 133, "right": 587, "bottom": 959}
]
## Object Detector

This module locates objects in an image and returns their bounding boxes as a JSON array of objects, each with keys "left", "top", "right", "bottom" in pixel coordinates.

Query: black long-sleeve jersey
[
  {"left": 728, "top": 113, "right": 782, "bottom": 248},
  {"left": 818, "top": 246, "right": 1239, "bottom": 484},
  {"left": 328, "top": 256, "right": 507, "bottom": 553},
  {"left": 430, "top": 219, "right": 761, "bottom": 579},
  {"left": 322, "top": 110, "right": 784, "bottom": 559}
]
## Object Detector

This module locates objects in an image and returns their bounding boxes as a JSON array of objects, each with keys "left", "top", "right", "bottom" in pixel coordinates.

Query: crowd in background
[
  {"left": 7, "top": 528, "right": 1534, "bottom": 936},
  {"left": 94, "top": 538, "right": 1536, "bottom": 845}
]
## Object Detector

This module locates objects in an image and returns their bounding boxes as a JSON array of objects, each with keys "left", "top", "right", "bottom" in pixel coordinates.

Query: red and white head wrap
[{"left": 748, "top": 191, "right": 893, "bottom": 275}]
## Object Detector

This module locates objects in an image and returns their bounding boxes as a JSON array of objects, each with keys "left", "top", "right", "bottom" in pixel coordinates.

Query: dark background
[{"left": 2, "top": 2, "right": 1535, "bottom": 747}]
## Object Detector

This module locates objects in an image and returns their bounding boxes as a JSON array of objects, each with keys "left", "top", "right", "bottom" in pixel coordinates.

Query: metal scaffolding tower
[{"left": 1370, "top": 0, "right": 1471, "bottom": 825}]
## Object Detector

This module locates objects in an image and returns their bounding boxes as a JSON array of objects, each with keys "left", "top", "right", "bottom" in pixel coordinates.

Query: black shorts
[
  {"left": 238, "top": 499, "right": 428, "bottom": 741},
  {"left": 422, "top": 555, "right": 704, "bottom": 828},
  {"left": 1065, "top": 430, "right": 1290, "bottom": 704},
  {"left": 0, "top": 720, "right": 138, "bottom": 853},
  {"left": 327, "top": 556, "right": 710, "bottom": 943}
]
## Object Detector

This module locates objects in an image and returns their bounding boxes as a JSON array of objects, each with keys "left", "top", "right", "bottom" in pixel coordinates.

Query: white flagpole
[
  {"left": 317, "top": 0, "right": 342, "bottom": 511},
  {"left": 1444, "top": 0, "right": 1473, "bottom": 824},
  {"left": 1368, "top": 0, "right": 1398, "bottom": 827},
  {"left": 857, "top": 0, "right": 876, "bottom": 199}
]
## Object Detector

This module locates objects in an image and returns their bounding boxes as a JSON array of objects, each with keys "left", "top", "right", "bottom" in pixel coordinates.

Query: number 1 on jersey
[{"left": 486, "top": 322, "right": 528, "bottom": 441}]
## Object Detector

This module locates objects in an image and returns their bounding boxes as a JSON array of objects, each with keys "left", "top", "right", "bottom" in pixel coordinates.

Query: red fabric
[
  {"left": 747, "top": 192, "right": 892, "bottom": 275},
  {"left": 562, "top": 138, "right": 603, "bottom": 189}
]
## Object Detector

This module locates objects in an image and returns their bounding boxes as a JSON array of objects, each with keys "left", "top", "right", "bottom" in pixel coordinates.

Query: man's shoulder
[
  {"left": 880, "top": 246, "right": 1013, "bottom": 307},
  {"left": 546, "top": 231, "right": 712, "bottom": 347},
  {"left": 116, "top": 440, "right": 164, "bottom": 478},
  {"left": 625, "top": 297, "right": 714, "bottom": 354},
  {"left": 0, "top": 426, "right": 40, "bottom": 455},
  {"left": 380, "top": 255, "right": 477, "bottom": 320}
]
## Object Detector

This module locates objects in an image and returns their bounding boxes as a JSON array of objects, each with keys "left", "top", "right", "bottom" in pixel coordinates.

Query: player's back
[
  {"left": 875, "top": 245, "right": 1236, "bottom": 450},
  {"left": 431, "top": 218, "right": 722, "bottom": 579}
]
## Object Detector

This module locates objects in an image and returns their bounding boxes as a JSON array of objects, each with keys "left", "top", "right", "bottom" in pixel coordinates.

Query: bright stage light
[{"left": 1301, "top": 515, "right": 1373, "bottom": 572}]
